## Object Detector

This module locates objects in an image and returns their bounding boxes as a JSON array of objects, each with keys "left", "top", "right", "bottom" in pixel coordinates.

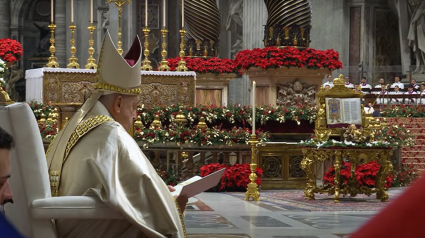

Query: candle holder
[
  {"left": 245, "top": 134, "right": 260, "bottom": 201},
  {"left": 141, "top": 28, "right": 153, "bottom": 71},
  {"left": 67, "top": 23, "right": 80, "bottom": 69},
  {"left": 158, "top": 28, "right": 170, "bottom": 71},
  {"left": 107, "top": 0, "right": 131, "bottom": 55},
  {"left": 176, "top": 29, "right": 188, "bottom": 72},
  {"left": 46, "top": 23, "right": 59, "bottom": 68},
  {"left": 85, "top": 23, "right": 97, "bottom": 69}
]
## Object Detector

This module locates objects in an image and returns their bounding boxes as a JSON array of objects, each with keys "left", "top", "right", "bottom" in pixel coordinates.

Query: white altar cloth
[{"left": 25, "top": 68, "right": 197, "bottom": 103}]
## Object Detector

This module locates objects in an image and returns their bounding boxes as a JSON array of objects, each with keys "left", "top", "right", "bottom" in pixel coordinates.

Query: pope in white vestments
[{"left": 46, "top": 32, "right": 185, "bottom": 238}]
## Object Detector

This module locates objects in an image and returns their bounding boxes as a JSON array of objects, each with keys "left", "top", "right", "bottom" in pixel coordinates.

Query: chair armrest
[{"left": 31, "top": 196, "right": 124, "bottom": 219}]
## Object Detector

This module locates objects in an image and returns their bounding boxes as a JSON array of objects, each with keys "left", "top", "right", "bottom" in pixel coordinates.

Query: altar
[{"left": 25, "top": 68, "right": 197, "bottom": 128}]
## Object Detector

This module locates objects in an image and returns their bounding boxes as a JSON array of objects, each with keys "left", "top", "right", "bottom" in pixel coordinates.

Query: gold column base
[
  {"left": 176, "top": 29, "right": 188, "bottom": 72},
  {"left": 141, "top": 28, "right": 153, "bottom": 71},
  {"left": 67, "top": 24, "right": 80, "bottom": 69},
  {"left": 158, "top": 28, "right": 170, "bottom": 71},
  {"left": 85, "top": 24, "right": 97, "bottom": 69},
  {"left": 46, "top": 23, "right": 59, "bottom": 68},
  {"left": 245, "top": 134, "right": 260, "bottom": 201}
]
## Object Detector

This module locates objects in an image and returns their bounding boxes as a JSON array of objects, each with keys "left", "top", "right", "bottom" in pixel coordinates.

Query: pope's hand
[
  {"left": 175, "top": 195, "right": 188, "bottom": 213},
  {"left": 168, "top": 185, "right": 176, "bottom": 192}
]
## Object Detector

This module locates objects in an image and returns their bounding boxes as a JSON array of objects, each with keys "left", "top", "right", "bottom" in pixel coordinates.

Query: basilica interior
[{"left": 1, "top": 0, "right": 425, "bottom": 237}]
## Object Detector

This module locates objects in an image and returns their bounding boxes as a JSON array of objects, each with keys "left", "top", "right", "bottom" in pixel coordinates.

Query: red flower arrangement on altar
[
  {"left": 234, "top": 47, "right": 343, "bottom": 71},
  {"left": 0, "top": 38, "right": 23, "bottom": 63},
  {"left": 200, "top": 163, "right": 263, "bottom": 192},
  {"left": 323, "top": 161, "right": 393, "bottom": 188},
  {"left": 164, "top": 57, "right": 241, "bottom": 75}
]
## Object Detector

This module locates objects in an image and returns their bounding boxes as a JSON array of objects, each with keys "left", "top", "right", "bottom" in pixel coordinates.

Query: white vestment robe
[{"left": 53, "top": 102, "right": 185, "bottom": 238}]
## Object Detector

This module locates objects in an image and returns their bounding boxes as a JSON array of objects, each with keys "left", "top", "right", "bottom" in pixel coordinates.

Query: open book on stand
[
  {"left": 171, "top": 168, "right": 226, "bottom": 198},
  {"left": 325, "top": 97, "right": 362, "bottom": 125}
]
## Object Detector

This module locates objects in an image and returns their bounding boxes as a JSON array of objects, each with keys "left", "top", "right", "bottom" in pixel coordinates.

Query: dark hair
[
  {"left": 0, "top": 127, "right": 14, "bottom": 150},
  {"left": 361, "top": 77, "right": 366, "bottom": 80}
]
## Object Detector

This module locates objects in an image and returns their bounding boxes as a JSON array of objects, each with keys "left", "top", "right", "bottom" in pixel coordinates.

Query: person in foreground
[
  {"left": 46, "top": 31, "right": 187, "bottom": 238},
  {"left": 0, "top": 127, "right": 25, "bottom": 238},
  {"left": 349, "top": 174, "right": 425, "bottom": 238}
]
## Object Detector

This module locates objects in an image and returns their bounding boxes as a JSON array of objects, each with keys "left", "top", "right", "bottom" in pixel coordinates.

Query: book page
[
  {"left": 170, "top": 168, "right": 225, "bottom": 198},
  {"left": 326, "top": 98, "right": 344, "bottom": 125},
  {"left": 343, "top": 98, "right": 362, "bottom": 124}
]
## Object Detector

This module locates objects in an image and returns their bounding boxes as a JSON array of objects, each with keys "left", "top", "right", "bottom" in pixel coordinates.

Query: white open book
[
  {"left": 325, "top": 97, "right": 362, "bottom": 125},
  {"left": 171, "top": 168, "right": 226, "bottom": 198}
]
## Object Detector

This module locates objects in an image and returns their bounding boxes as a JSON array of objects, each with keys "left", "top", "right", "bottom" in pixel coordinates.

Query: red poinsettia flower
[
  {"left": 0, "top": 38, "right": 23, "bottom": 63},
  {"left": 163, "top": 57, "right": 241, "bottom": 76}
]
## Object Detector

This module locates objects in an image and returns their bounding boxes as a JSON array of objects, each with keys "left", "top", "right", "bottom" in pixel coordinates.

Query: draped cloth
[
  {"left": 50, "top": 101, "right": 185, "bottom": 238},
  {"left": 349, "top": 174, "right": 425, "bottom": 238}
]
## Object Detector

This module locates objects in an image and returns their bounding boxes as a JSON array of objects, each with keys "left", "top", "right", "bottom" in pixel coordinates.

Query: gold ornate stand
[
  {"left": 245, "top": 134, "right": 260, "bottom": 201},
  {"left": 141, "top": 28, "right": 153, "bottom": 71},
  {"left": 46, "top": 23, "right": 59, "bottom": 68},
  {"left": 301, "top": 147, "right": 393, "bottom": 203},
  {"left": 85, "top": 23, "right": 97, "bottom": 69},
  {"left": 176, "top": 29, "right": 188, "bottom": 72},
  {"left": 158, "top": 29, "right": 170, "bottom": 71},
  {"left": 107, "top": 0, "right": 131, "bottom": 55},
  {"left": 67, "top": 23, "right": 80, "bottom": 69}
]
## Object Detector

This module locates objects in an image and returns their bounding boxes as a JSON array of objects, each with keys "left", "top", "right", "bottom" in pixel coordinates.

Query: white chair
[{"left": 0, "top": 102, "right": 124, "bottom": 238}]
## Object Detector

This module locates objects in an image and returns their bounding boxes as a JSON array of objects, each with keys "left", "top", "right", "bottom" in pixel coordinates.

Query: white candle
[
  {"left": 145, "top": 0, "right": 148, "bottom": 27},
  {"left": 163, "top": 0, "right": 166, "bottom": 28},
  {"left": 90, "top": 0, "right": 93, "bottom": 23},
  {"left": 252, "top": 81, "right": 256, "bottom": 135},
  {"left": 51, "top": 0, "right": 54, "bottom": 22},
  {"left": 182, "top": 0, "right": 184, "bottom": 28},
  {"left": 71, "top": 0, "right": 74, "bottom": 23}
]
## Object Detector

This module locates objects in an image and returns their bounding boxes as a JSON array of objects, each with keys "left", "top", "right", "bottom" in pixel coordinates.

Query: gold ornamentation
[
  {"left": 93, "top": 82, "right": 142, "bottom": 95},
  {"left": 174, "top": 107, "right": 187, "bottom": 128},
  {"left": 85, "top": 23, "right": 97, "bottom": 69},
  {"left": 107, "top": 0, "right": 132, "bottom": 55},
  {"left": 158, "top": 29, "right": 170, "bottom": 71},
  {"left": 301, "top": 147, "right": 393, "bottom": 203},
  {"left": 49, "top": 170, "right": 61, "bottom": 197},
  {"left": 0, "top": 87, "right": 14, "bottom": 106},
  {"left": 262, "top": 156, "right": 282, "bottom": 178},
  {"left": 46, "top": 23, "right": 59, "bottom": 68},
  {"left": 173, "top": 197, "right": 187, "bottom": 238},
  {"left": 245, "top": 134, "right": 260, "bottom": 201},
  {"left": 141, "top": 28, "right": 153, "bottom": 71},
  {"left": 67, "top": 23, "right": 80, "bottom": 69},
  {"left": 343, "top": 124, "right": 370, "bottom": 144},
  {"left": 151, "top": 114, "right": 162, "bottom": 129},
  {"left": 176, "top": 29, "right": 188, "bottom": 72},
  {"left": 277, "top": 81, "right": 316, "bottom": 107},
  {"left": 197, "top": 116, "right": 207, "bottom": 129}
]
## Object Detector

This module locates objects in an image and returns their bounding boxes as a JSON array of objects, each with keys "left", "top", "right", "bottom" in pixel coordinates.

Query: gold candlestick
[
  {"left": 141, "top": 28, "right": 153, "bottom": 71},
  {"left": 176, "top": 29, "right": 188, "bottom": 71},
  {"left": 67, "top": 23, "right": 80, "bottom": 68},
  {"left": 107, "top": 0, "right": 131, "bottom": 55},
  {"left": 245, "top": 134, "right": 260, "bottom": 201},
  {"left": 46, "top": 23, "right": 59, "bottom": 68},
  {"left": 158, "top": 28, "right": 170, "bottom": 71},
  {"left": 85, "top": 23, "right": 97, "bottom": 69}
]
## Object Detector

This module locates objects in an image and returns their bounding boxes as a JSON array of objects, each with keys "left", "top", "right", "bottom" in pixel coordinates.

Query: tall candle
[
  {"left": 145, "top": 0, "right": 148, "bottom": 27},
  {"left": 51, "top": 0, "right": 54, "bottom": 22},
  {"left": 90, "top": 0, "right": 93, "bottom": 23},
  {"left": 182, "top": 0, "right": 184, "bottom": 28},
  {"left": 71, "top": 0, "right": 74, "bottom": 23},
  {"left": 252, "top": 81, "right": 256, "bottom": 135},
  {"left": 163, "top": 0, "right": 166, "bottom": 27}
]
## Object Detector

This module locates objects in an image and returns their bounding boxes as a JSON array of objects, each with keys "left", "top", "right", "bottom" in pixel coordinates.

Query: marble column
[
  {"left": 56, "top": 0, "right": 67, "bottom": 67},
  {"left": 0, "top": 0, "right": 10, "bottom": 39}
]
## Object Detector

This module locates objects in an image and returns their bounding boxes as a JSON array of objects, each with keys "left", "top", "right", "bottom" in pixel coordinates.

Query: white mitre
[{"left": 46, "top": 31, "right": 142, "bottom": 195}]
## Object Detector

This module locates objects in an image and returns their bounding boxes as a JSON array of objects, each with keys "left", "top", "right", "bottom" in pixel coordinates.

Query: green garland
[
  {"left": 381, "top": 105, "right": 425, "bottom": 118},
  {"left": 299, "top": 139, "right": 392, "bottom": 149}
]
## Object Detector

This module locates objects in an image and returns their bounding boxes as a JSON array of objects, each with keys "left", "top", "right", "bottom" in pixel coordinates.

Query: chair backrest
[{"left": 0, "top": 103, "right": 56, "bottom": 238}]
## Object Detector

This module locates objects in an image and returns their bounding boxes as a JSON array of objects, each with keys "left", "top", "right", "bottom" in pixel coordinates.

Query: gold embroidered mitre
[
  {"left": 94, "top": 31, "right": 142, "bottom": 95},
  {"left": 46, "top": 31, "right": 142, "bottom": 196}
]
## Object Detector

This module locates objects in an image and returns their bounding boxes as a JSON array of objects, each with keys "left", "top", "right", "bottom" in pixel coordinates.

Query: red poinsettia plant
[
  {"left": 234, "top": 47, "right": 343, "bottom": 71},
  {"left": 0, "top": 38, "right": 23, "bottom": 63},
  {"left": 200, "top": 163, "right": 263, "bottom": 192},
  {"left": 323, "top": 161, "right": 393, "bottom": 188},
  {"left": 164, "top": 57, "right": 241, "bottom": 75}
]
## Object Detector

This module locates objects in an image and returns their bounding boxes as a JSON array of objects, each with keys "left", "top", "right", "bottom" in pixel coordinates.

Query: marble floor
[{"left": 184, "top": 188, "right": 405, "bottom": 238}]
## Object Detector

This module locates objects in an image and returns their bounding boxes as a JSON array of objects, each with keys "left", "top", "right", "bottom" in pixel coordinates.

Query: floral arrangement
[
  {"left": 0, "top": 59, "right": 7, "bottom": 88},
  {"left": 28, "top": 100, "right": 55, "bottom": 120},
  {"left": 374, "top": 123, "right": 415, "bottom": 148},
  {"left": 165, "top": 57, "right": 240, "bottom": 76},
  {"left": 0, "top": 38, "right": 23, "bottom": 63},
  {"left": 156, "top": 168, "right": 182, "bottom": 186},
  {"left": 299, "top": 138, "right": 392, "bottom": 149},
  {"left": 134, "top": 125, "right": 269, "bottom": 148},
  {"left": 380, "top": 105, "right": 425, "bottom": 118},
  {"left": 138, "top": 104, "right": 317, "bottom": 127},
  {"left": 0, "top": 78, "right": 5, "bottom": 91},
  {"left": 391, "top": 162, "right": 418, "bottom": 187},
  {"left": 200, "top": 163, "right": 263, "bottom": 192},
  {"left": 234, "top": 47, "right": 343, "bottom": 71},
  {"left": 38, "top": 121, "right": 58, "bottom": 140},
  {"left": 323, "top": 161, "right": 393, "bottom": 188}
]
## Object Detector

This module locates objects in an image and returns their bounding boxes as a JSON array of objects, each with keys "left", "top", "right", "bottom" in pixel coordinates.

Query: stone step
[{"left": 402, "top": 146, "right": 425, "bottom": 152}]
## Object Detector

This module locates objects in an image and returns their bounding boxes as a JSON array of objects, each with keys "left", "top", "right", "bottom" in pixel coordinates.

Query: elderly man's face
[{"left": 0, "top": 149, "right": 11, "bottom": 203}]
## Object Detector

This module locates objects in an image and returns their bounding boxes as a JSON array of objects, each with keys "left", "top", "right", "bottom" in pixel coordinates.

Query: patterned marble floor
[{"left": 184, "top": 188, "right": 405, "bottom": 238}]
